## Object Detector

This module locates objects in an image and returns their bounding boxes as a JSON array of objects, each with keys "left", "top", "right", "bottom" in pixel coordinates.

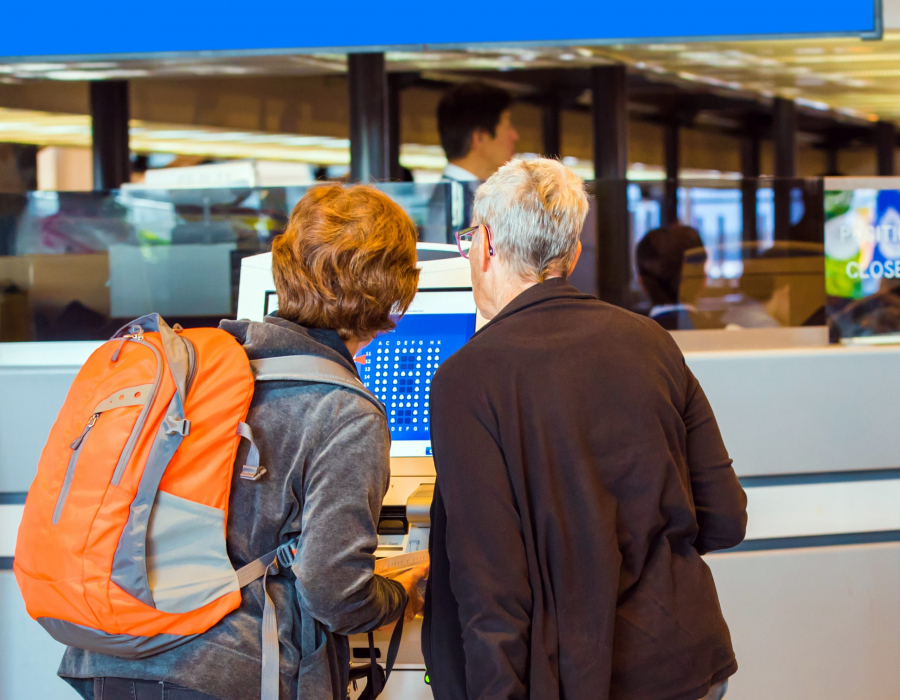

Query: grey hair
[{"left": 473, "top": 158, "right": 590, "bottom": 281}]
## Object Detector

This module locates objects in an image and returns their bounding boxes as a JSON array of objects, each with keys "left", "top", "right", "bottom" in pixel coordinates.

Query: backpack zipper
[
  {"left": 110, "top": 337, "right": 163, "bottom": 487},
  {"left": 52, "top": 412, "right": 99, "bottom": 525},
  {"left": 108, "top": 333, "right": 197, "bottom": 487},
  {"left": 183, "top": 335, "right": 198, "bottom": 394}
]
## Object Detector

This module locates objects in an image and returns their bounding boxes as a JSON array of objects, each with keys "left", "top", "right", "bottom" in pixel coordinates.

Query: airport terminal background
[{"left": 4, "top": 1, "right": 900, "bottom": 699}]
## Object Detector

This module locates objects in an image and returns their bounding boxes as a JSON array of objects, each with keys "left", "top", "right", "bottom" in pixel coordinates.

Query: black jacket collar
[{"left": 477, "top": 277, "right": 596, "bottom": 337}]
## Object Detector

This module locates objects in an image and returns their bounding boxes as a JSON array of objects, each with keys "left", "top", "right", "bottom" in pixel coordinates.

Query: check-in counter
[
  {"left": 689, "top": 343, "right": 900, "bottom": 700},
  {"left": 0, "top": 341, "right": 101, "bottom": 699},
  {"left": 3, "top": 339, "right": 900, "bottom": 699}
]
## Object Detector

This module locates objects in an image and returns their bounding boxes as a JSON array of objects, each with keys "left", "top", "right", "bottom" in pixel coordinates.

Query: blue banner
[{"left": 0, "top": 0, "right": 880, "bottom": 60}]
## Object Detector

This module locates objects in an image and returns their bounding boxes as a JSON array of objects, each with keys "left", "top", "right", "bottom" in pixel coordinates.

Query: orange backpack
[{"left": 14, "top": 313, "right": 384, "bottom": 700}]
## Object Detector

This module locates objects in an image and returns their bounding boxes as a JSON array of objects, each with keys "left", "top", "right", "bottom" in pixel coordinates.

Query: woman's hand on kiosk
[{"left": 390, "top": 563, "right": 430, "bottom": 625}]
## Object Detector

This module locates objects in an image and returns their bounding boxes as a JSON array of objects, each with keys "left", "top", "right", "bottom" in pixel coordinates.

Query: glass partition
[
  {"left": 588, "top": 177, "right": 826, "bottom": 333},
  {"left": 0, "top": 182, "right": 452, "bottom": 342},
  {"left": 4, "top": 176, "right": 874, "bottom": 344}
]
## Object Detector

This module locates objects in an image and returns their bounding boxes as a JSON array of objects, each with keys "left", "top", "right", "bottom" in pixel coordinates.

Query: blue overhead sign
[{"left": 0, "top": 0, "right": 881, "bottom": 60}]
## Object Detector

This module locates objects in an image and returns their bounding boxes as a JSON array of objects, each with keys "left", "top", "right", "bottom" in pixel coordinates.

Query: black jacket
[{"left": 422, "top": 279, "right": 747, "bottom": 700}]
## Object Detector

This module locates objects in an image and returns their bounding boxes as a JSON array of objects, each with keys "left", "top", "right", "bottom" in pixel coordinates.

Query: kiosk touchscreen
[{"left": 357, "top": 290, "right": 477, "bottom": 458}]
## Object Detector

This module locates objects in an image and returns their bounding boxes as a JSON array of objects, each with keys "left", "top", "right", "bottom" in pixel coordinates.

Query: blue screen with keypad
[{"left": 358, "top": 311, "right": 476, "bottom": 456}]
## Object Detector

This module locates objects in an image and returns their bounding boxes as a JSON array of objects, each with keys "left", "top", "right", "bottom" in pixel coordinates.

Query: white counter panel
[
  {"left": 0, "top": 572, "right": 77, "bottom": 699},
  {"left": 708, "top": 542, "right": 900, "bottom": 700},
  {"left": 744, "top": 477, "right": 900, "bottom": 540},
  {"left": 0, "top": 504, "right": 23, "bottom": 558},
  {"left": 687, "top": 345, "right": 900, "bottom": 477}
]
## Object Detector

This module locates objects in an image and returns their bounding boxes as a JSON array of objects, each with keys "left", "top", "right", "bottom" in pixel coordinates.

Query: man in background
[
  {"left": 436, "top": 82, "right": 520, "bottom": 232},
  {"left": 437, "top": 82, "right": 520, "bottom": 183}
]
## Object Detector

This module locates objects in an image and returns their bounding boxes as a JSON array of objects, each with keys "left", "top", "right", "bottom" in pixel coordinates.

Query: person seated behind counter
[
  {"left": 438, "top": 81, "right": 520, "bottom": 183},
  {"left": 59, "top": 185, "right": 429, "bottom": 700},
  {"left": 637, "top": 223, "right": 713, "bottom": 331},
  {"left": 423, "top": 158, "right": 748, "bottom": 700}
]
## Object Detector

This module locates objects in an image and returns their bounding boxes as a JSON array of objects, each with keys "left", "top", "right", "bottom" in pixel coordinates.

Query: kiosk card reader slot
[{"left": 405, "top": 484, "right": 434, "bottom": 553}]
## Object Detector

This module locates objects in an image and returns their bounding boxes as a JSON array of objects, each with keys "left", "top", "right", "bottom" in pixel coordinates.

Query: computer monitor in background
[{"left": 357, "top": 289, "right": 477, "bottom": 458}]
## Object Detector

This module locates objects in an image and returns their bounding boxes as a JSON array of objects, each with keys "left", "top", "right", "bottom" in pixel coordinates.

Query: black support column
[
  {"left": 741, "top": 130, "right": 761, "bottom": 243},
  {"left": 542, "top": 99, "right": 561, "bottom": 159},
  {"left": 591, "top": 64, "right": 630, "bottom": 307},
  {"left": 663, "top": 120, "right": 680, "bottom": 227},
  {"left": 90, "top": 81, "right": 130, "bottom": 190},
  {"left": 349, "top": 53, "right": 389, "bottom": 183},
  {"left": 386, "top": 73, "right": 404, "bottom": 181},
  {"left": 825, "top": 146, "right": 841, "bottom": 176},
  {"left": 773, "top": 97, "right": 796, "bottom": 241},
  {"left": 876, "top": 121, "right": 896, "bottom": 176},
  {"left": 773, "top": 98, "right": 797, "bottom": 178}
]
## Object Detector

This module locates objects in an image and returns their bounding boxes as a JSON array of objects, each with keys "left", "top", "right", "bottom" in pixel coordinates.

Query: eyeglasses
[{"left": 455, "top": 224, "right": 495, "bottom": 260}]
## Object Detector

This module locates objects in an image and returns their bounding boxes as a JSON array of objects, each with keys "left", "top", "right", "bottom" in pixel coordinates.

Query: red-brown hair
[{"left": 271, "top": 184, "right": 419, "bottom": 339}]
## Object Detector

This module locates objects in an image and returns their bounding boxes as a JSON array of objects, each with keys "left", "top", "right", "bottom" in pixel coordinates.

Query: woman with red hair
[{"left": 59, "top": 185, "right": 429, "bottom": 700}]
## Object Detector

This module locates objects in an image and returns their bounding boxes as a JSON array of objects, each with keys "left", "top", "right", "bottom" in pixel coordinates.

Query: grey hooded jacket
[{"left": 59, "top": 316, "right": 407, "bottom": 700}]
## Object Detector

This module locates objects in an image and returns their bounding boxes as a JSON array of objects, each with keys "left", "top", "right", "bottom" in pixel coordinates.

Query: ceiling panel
[{"left": 3, "top": 33, "right": 900, "bottom": 126}]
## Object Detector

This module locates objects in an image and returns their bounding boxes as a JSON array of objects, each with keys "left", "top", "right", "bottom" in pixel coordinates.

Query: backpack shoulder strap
[
  {"left": 236, "top": 358, "right": 390, "bottom": 700},
  {"left": 237, "top": 355, "right": 384, "bottom": 481},
  {"left": 250, "top": 355, "right": 384, "bottom": 415}
]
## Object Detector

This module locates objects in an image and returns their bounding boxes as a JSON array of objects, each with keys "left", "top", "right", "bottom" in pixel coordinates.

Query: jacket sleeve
[
  {"left": 430, "top": 370, "right": 533, "bottom": 700},
  {"left": 683, "top": 365, "right": 748, "bottom": 554},
  {"left": 292, "top": 412, "right": 407, "bottom": 635}
]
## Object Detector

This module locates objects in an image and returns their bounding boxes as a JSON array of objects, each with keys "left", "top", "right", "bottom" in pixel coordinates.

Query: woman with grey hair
[{"left": 423, "top": 158, "right": 746, "bottom": 700}]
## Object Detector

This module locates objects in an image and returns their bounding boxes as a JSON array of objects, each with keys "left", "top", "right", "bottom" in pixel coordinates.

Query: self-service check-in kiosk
[{"left": 238, "top": 243, "right": 480, "bottom": 699}]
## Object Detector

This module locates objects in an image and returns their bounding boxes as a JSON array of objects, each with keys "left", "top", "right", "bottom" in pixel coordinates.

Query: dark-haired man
[
  {"left": 438, "top": 82, "right": 520, "bottom": 183},
  {"left": 437, "top": 82, "right": 520, "bottom": 232}
]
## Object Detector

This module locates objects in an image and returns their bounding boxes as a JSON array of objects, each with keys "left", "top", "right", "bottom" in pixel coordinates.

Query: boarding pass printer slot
[{"left": 405, "top": 484, "right": 434, "bottom": 553}]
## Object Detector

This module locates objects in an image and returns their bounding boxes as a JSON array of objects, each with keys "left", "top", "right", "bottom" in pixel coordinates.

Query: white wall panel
[
  {"left": 708, "top": 543, "right": 900, "bottom": 700},
  {"left": 687, "top": 345, "right": 900, "bottom": 476}
]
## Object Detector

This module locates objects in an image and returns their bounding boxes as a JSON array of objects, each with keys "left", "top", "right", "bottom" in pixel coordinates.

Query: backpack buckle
[
  {"left": 241, "top": 465, "right": 267, "bottom": 481},
  {"left": 164, "top": 416, "right": 191, "bottom": 436},
  {"left": 275, "top": 540, "right": 298, "bottom": 569}
]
